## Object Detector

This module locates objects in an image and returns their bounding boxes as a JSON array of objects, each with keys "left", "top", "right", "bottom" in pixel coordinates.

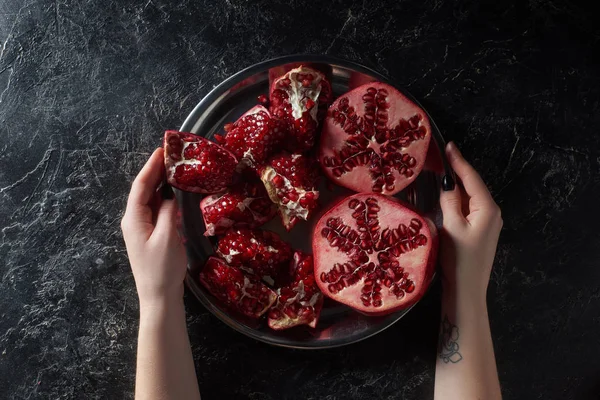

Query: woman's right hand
[
  {"left": 439, "top": 142, "right": 503, "bottom": 300},
  {"left": 121, "top": 148, "right": 188, "bottom": 308}
]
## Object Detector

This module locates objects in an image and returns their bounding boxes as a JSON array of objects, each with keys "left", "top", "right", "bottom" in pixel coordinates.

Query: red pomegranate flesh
[
  {"left": 269, "top": 66, "right": 333, "bottom": 152},
  {"left": 312, "top": 193, "right": 437, "bottom": 315},
  {"left": 268, "top": 251, "right": 324, "bottom": 330},
  {"left": 259, "top": 152, "right": 320, "bottom": 231},
  {"left": 214, "top": 105, "right": 284, "bottom": 170},
  {"left": 319, "top": 82, "right": 432, "bottom": 195},
  {"left": 200, "top": 181, "right": 276, "bottom": 236},
  {"left": 164, "top": 130, "right": 238, "bottom": 194},
  {"left": 199, "top": 256, "right": 277, "bottom": 318},
  {"left": 216, "top": 227, "right": 293, "bottom": 285}
]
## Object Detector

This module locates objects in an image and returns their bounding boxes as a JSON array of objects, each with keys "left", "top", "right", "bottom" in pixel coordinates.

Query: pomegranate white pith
[
  {"left": 312, "top": 193, "right": 437, "bottom": 315},
  {"left": 319, "top": 82, "right": 432, "bottom": 195}
]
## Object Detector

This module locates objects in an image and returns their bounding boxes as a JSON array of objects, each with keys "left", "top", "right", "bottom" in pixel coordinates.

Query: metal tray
[{"left": 177, "top": 55, "right": 450, "bottom": 349}]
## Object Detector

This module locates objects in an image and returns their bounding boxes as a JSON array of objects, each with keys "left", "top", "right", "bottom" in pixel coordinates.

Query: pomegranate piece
[
  {"left": 214, "top": 105, "right": 284, "bottom": 170},
  {"left": 259, "top": 152, "right": 320, "bottom": 231},
  {"left": 312, "top": 193, "right": 437, "bottom": 316},
  {"left": 199, "top": 256, "right": 277, "bottom": 318},
  {"left": 200, "top": 181, "right": 276, "bottom": 236},
  {"left": 216, "top": 227, "right": 293, "bottom": 284},
  {"left": 164, "top": 131, "right": 238, "bottom": 194},
  {"left": 319, "top": 82, "right": 432, "bottom": 195},
  {"left": 268, "top": 251, "right": 324, "bottom": 330},
  {"left": 269, "top": 66, "right": 333, "bottom": 152}
]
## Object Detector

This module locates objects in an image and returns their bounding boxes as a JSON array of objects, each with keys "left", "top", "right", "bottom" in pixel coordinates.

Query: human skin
[
  {"left": 434, "top": 142, "right": 503, "bottom": 400},
  {"left": 121, "top": 148, "right": 201, "bottom": 400}
]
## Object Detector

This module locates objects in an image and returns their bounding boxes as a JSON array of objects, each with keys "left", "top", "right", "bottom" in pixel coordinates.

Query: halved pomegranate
[
  {"left": 319, "top": 82, "right": 432, "bottom": 195},
  {"left": 268, "top": 251, "right": 324, "bottom": 330},
  {"left": 269, "top": 66, "right": 333, "bottom": 152},
  {"left": 216, "top": 227, "right": 292, "bottom": 285},
  {"left": 214, "top": 105, "right": 284, "bottom": 170},
  {"left": 312, "top": 193, "right": 437, "bottom": 315},
  {"left": 259, "top": 152, "right": 320, "bottom": 230},
  {"left": 200, "top": 181, "right": 276, "bottom": 236},
  {"left": 199, "top": 256, "right": 277, "bottom": 318},
  {"left": 164, "top": 131, "right": 238, "bottom": 194}
]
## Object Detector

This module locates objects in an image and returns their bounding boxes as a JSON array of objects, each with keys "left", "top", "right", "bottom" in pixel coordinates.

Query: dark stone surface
[{"left": 1, "top": 0, "right": 599, "bottom": 399}]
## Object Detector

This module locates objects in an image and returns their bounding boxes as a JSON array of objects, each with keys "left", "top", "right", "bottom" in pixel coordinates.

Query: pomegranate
[
  {"left": 199, "top": 256, "right": 277, "bottom": 318},
  {"left": 312, "top": 193, "right": 437, "bottom": 315},
  {"left": 269, "top": 66, "right": 333, "bottom": 152},
  {"left": 268, "top": 251, "right": 324, "bottom": 330},
  {"left": 319, "top": 82, "right": 432, "bottom": 195},
  {"left": 200, "top": 181, "right": 276, "bottom": 236},
  {"left": 214, "top": 105, "right": 284, "bottom": 170},
  {"left": 164, "top": 130, "right": 238, "bottom": 194},
  {"left": 216, "top": 227, "right": 293, "bottom": 285},
  {"left": 259, "top": 152, "right": 320, "bottom": 231}
]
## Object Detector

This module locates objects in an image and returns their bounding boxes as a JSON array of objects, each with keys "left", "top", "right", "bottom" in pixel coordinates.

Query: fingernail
[
  {"left": 442, "top": 174, "right": 455, "bottom": 191},
  {"left": 161, "top": 182, "right": 174, "bottom": 199}
]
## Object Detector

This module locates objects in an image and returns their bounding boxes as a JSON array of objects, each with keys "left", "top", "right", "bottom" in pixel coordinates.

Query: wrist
[
  {"left": 441, "top": 282, "right": 487, "bottom": 310},
  {"left": 138, "top": 286, "right": 185, "bottom": 316}
]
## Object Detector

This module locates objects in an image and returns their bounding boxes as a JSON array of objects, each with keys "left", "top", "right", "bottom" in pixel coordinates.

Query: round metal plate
[{"left": 178, "top": 55, "right": 449, "bottom": 349}]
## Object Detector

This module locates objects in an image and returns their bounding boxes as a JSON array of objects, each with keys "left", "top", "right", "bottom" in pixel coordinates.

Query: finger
[
  {"left": 152, "top": 198, "right": 180, "bottom": 240},
  {"left": 440, "top": 183, "right": 467, "bottom": 225},
  {"left": 126, "top": 148, "right": 165, "bottom": 212},
  {"left": 445, "top": 142, "right": 494, "bottom": 206},
  {"left": 122, "top": 148, "right": 165, "bottom": 244}
]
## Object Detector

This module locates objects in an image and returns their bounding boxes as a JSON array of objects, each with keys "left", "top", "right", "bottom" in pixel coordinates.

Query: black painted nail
[
  {"left": 442, "top": 174, "right": 455, "bottom": 191},
  {"left": 161, "top": 182, "right": 174, "bottom": 199}
]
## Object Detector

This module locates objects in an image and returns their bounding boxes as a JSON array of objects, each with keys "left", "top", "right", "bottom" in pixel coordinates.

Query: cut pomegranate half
[
  {"left": 269, "top": 66, "right": 333, "bottom": 152},
  {"left": 312, "top": 193, "right": 437, "bottom": 316},
  {"left": 319, "top": 82, "right": 432, "bottom": 195},
  {"left": 200, "top": 181, "right": 276, "bottom": 236},
  {"left": 216, "top": 227, "right": 293, "bottom": 285},
  {"left": 214, "top": 105, "right": 284, "bottom": 170},
  {"left": 259, "top": 152, "right": 320, "bottom": 231},
  {"left": 199, "top": 256, "right": 277, "bottom": 319},
  {"left": 164, "top": 131, "right": 238, "bottom": 194},
  {"left": 268, "top": 251, "right": 324, "bottom": 330}
]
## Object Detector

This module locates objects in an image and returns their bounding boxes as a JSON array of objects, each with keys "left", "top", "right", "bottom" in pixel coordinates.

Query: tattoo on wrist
[{"left": 438, "top": 314, "right": 463, "bottom": 363}]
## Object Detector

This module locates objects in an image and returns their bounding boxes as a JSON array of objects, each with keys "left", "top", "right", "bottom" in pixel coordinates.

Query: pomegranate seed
[
  {"left": 257, "top": 94, "right": 268, "bottom": 104},
  {"left": 272, "top": 175, "right": 284, "bottom": 188}
]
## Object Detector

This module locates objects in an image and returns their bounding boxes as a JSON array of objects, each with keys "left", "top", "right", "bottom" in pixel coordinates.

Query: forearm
[
  {"left": 136, "top": 293, "right": 201, "bottom": 400},
  {"left": 434, "top": 286, "right": 501, "bottom": 400}
]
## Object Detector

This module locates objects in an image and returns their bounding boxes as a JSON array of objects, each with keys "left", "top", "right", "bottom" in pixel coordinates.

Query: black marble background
[{"left": 1, "top": 0, "right": 599, "bottom": 399}]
